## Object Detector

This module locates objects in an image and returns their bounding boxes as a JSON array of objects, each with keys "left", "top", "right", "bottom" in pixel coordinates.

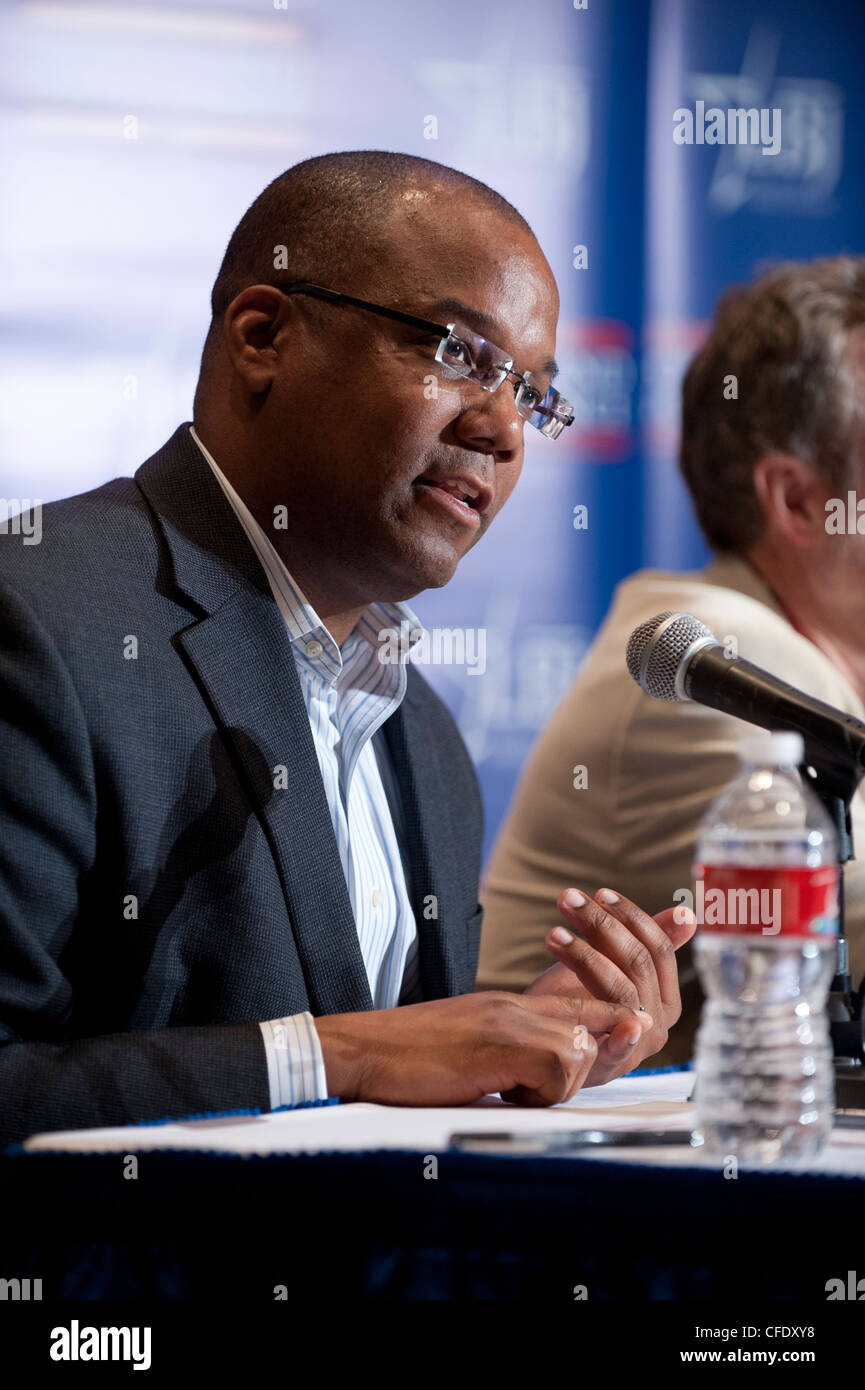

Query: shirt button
[
  {"left": 371, "top": 889, "right": 383, "bottom": 908},
  {"left": 305, "top": 639, "right": 323, "bottom": 659}
]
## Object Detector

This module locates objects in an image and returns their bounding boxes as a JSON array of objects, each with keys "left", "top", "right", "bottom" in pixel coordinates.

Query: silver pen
[{"left": 448, "top": 1128, "right": 700, "bottom": 1154}]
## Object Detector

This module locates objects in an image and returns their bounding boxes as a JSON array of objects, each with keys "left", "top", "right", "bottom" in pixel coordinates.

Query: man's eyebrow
[{"left": 425, "top": 296, "right": 559, "bottom": 381}]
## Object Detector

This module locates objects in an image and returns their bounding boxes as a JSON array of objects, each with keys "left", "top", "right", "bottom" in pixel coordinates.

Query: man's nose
[{"left": 452, "top": 384, "right": 525, "bottom": 460}]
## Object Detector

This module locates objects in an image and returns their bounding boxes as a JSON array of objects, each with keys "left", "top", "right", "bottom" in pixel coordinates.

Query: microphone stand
[{"left": 799, "top": 748, "right": 865, "bottom": 1110}]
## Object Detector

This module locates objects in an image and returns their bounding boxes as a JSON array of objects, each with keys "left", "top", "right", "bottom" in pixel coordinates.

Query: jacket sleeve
[{"left": 0, "top": 579, "right": 270, "bottom": 1149}]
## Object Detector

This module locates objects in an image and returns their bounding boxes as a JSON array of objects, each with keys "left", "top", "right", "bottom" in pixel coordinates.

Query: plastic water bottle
[{"left": 691, "top": 731, "right": 839, "bottom": 1163}]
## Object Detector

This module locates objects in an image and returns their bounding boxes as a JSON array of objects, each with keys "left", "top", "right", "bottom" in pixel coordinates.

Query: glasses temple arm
[{"left": 272, "top": 282, "right": 447, "bottom": 337}]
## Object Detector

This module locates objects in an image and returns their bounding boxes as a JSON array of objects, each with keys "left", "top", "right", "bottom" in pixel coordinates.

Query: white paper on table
[
  {"left": 22, "top": 1071, "right": 692, "bottom": 1155},
  {"left": 20, "top": 1070, "right": 865, "bottom": 1176}
]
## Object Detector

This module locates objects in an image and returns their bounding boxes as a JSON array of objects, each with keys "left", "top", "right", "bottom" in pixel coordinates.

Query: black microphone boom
[
  {"left": 625, "top": 610, "right": 865, "bottom": 801},
  {"left": 686, "top": 643, "right": 865, "bottom": 789}
]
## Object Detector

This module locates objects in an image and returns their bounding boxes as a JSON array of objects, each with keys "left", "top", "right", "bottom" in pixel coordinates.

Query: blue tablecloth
[{"left": 1, "top": 1066, "right": 861, "bottom": 1300}]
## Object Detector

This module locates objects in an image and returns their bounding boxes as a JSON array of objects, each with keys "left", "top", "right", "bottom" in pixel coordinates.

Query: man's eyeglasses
[{"left": 268, "top": 281, "right": 575, "bottom": 441}]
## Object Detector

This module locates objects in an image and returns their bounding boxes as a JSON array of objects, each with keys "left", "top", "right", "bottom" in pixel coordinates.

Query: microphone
[
  {"left": 627, "top": 611, "right": 865, "bottom": 1076},
  {"left": 625, "top": 611, "right": 865, "bottom": 785}
]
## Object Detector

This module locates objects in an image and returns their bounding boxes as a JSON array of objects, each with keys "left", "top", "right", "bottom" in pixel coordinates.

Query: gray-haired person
[{"left": 480, "top": 256, "right": 865, "bottom": 1064}]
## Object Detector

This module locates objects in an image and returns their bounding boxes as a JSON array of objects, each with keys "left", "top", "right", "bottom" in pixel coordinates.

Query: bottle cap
[{"left": 739, "top": 730, "right": 804, "bottom": 767}]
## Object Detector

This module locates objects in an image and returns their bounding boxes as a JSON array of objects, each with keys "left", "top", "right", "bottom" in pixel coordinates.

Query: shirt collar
[
  {"left": 188, "top": 424, "right": 426, "bottom": 667},
  {"left": 701, "top": 552, "right": 788, "bottom": 621}
]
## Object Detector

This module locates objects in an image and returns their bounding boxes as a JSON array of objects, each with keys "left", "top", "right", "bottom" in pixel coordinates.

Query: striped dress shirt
[{"left": 189, "top": 426, "right": 424, "bottom": 1107}]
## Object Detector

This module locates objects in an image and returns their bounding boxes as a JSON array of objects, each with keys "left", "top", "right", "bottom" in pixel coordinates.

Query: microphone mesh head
[{"left": 625, "top": 611, "right": 714, "bottom": 701}]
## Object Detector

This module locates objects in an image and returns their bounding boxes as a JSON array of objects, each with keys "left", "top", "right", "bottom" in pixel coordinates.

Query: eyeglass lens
[{"left": 435, "top": 323, "right": 573, "bottom": 439}]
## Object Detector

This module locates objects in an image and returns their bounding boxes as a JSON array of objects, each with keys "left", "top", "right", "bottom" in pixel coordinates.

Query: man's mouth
[{"left": 413, "top": 471, "right": 492, "bottom": 529}]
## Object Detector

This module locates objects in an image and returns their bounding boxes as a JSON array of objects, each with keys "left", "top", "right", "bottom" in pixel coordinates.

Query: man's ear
[
  {"left": 752, "top": 452, "right": 827, "bottom": 548},
  {"left": 222, "top": 285, "right": 292, "bottom": 394}
]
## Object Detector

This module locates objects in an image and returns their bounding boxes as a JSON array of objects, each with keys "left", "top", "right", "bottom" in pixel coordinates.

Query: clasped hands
[
  {"left": 315, "top": 885, "right": 697, "bottom": 1109},
  {"left": 506, "top": 885, "right": 697, "bottom": 1103}
]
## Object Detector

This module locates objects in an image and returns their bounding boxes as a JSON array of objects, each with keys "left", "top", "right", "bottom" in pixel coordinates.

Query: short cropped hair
[
  {"left": 680, "top": 256, "right": 865, "bottom": 553},
  {"left": 199, "top": 150, "right": 533, "bottom": 373}
]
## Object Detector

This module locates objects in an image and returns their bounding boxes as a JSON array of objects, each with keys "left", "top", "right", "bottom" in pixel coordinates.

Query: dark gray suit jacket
[{"left": 0, "top": 424, "right": 484, "bottom": 1148}]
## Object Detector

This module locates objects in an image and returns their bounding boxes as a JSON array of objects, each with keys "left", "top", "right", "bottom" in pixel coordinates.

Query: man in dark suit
[{"left": 0, "top": 151, "right": 695, "bottom": 1148}]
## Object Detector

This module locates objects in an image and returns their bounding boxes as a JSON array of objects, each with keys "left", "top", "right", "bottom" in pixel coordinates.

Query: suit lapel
[{"left": 135, "top": 424, "right": 373, "bottom": 1016}]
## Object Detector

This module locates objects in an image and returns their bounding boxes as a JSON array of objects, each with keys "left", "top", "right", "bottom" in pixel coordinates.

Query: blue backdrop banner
[{"left": 1, "top": 0, "right": 862, "bottom": 860}]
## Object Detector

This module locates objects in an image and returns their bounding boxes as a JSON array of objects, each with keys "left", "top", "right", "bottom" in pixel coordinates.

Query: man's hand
[
  {"left": 315, "top": 990, "right": 654, "bottom": 1108},
  {"left": 523, "top": 887, "right": 698, "bottom": 1087}
]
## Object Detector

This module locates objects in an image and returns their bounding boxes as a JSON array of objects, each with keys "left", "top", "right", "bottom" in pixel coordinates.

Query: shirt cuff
[{"left": 259, "top": 1012, "right": 329, "bottom": 1109}]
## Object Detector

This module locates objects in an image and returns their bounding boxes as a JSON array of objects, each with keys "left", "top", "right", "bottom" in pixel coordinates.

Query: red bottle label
[{"left": 692, "top": 864, "right": 839, "bottom": 938}]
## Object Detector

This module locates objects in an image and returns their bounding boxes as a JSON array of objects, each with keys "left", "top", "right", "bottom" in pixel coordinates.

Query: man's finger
[
  {"left": 653, "top": 904, "right": 698, "bottom": 951},
  {"left": 543, "top": 924, "right": 641, "bottom": 1007},
  {"left": 521, "top": 990, "right": 653, "bottom": 1035},
  {"left": 500, "top": 1024, "right": 601, "bottom": 1106},
  {"left": 561, "top": 1025, "right": 602, "bottom": 1102},
  {"left": 589, "top": 889, "right": 684, "bottom": 1012},
  {"left": 555, "top": 887, "right": 663, "bottom": 1011},
  {"left": 556, "top": 887, "right": 675, "bottom": 1013},
  {"left": 582, "top": 1025, "right": 649, "bottom": 1088},
  {"left": 598, "top": 1019, "right": 649, "bottom": 1066}
]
